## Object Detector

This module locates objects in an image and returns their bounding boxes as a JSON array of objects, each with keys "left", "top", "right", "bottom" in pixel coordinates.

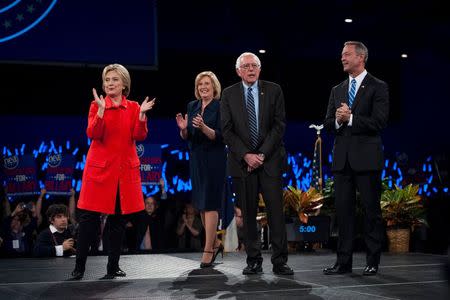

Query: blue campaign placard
[
  {"left": 2, "top": 154, "right": 39, "bottom": 196},
  {"left": 137, "top": 144, "right": 162, "bottom": 185},
  {"left": 44, "top": 153, "right": 75, "bottom": 195}
]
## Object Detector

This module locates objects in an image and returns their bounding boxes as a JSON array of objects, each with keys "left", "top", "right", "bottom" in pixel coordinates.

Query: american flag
[{"left": 309, "top": 124, "right": 323, "bottom": 192}]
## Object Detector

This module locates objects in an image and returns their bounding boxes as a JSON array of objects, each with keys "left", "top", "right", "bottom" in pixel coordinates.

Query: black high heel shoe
[
  {"left": 200, "top": 250, "right": 215, "bottom": 268},
  {"left": 212, "top": 243, "right": 224, "bottom": 263}
]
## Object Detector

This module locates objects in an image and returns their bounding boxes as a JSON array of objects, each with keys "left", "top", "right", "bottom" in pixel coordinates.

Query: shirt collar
[
  {"left": 50, "top": 224, "right": 64, "bottom": 234},
  {"left": 349, "top": 69, "right": 367, "bottom": 85},
  {"left": 242, "top": 81, "right": 258, "bottom": 91},
  {"left": 105, "top": 95, "right": 128, "bottom": 109}
]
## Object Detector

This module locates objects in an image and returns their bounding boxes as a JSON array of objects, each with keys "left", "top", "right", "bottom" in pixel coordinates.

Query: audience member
[
  {"left": 176, "top": 203, "right": 203, "bottom": 251},
  {"left": 33, "top": 204, "right": 76, "bottom": 257},
  {"left": 0, "top": 192, "right": 42, "bottom": 257},
  {"left": 138, "top": 196, "right": 165, "bottom": 251}
]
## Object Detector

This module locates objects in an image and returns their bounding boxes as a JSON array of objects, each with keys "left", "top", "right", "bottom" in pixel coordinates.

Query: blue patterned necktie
[
  {"left": 348, "top": 78, "right": 357, "bottom": 108},
  {"left": 246, "top": 87, "right": 258, "bottom": 150}
]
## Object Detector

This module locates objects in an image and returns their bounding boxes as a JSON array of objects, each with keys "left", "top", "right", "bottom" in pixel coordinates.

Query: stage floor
[{"left": 0, "top": 250, "right": 448, "bottom": 299}]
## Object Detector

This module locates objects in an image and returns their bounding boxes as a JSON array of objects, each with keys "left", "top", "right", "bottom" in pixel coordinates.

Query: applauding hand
[
  {"left": 176, "top": 113, "right": 188, "bottom": 130},
  {"left": 92, "top": 88, "right": 105, "bottom": 110},
  {"left": 139, "top": 97, "right": 156, "bottom": 120}
]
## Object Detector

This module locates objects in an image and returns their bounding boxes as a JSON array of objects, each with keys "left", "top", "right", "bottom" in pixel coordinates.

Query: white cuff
[
  {"left": 55, "top": 245, "right": 64, "bottom": 257},
  {"left": 348, "top": 114, "right": 353, "bottom": 126},
  {"left": 335, "top": 119, "right": 342, "bottom": 129}
]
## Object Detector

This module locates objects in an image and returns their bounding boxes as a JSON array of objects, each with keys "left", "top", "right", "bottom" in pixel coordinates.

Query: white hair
[{"left": 235, "top": 52, "right": 261, "bottom": 69}]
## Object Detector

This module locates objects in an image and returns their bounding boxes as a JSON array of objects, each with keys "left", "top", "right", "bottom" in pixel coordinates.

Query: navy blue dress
[{"left": 186, "top": 99, "right": 226, "bottom": 211}]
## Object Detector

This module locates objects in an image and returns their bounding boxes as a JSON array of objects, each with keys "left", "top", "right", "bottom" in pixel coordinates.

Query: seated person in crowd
[
  {"left": 33, "top": 204, "right": 76, "bottom": 257},
  {"left": 138, "top": 195, "right": 165, "bottom": 251},
  {"left": 176, "top": 203, "right": 203, "bottom": 251},
  {"left": 38, "top": 188, "right": 77, "bottom": 232}
]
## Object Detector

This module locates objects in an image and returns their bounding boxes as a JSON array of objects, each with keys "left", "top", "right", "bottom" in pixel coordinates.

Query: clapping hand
[
  {"left": 140, "top": 97, "right": 156, "bottom": 114},
  {"left": 336, "top": 102, "right": 352, "bottom": 124},
  {"left": 139, "top": 97, "right": 156, "bottom": 120},
  {"left": 175, "top": 113, "right": 188, "bottom": 130},
  {"left": 192, "top": 114, "right": 205, "bottom": 130},
  {"left": 92, "top": 88, "right": 105, "bottom": 110}
]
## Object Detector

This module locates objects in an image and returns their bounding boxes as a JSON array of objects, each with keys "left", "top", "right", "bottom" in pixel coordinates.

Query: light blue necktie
[
  {"left": 348, "top": 78, "right": 357, "bottom": 108},
  {"left": 246, "top": 87, "right": 258, "bottom": 150}
]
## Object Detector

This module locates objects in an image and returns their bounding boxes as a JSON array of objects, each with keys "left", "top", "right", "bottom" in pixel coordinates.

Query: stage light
[
  {"left": 345, "top": 19, "right": 353, "bottom": 23},
  {"left": 259, "top": 49, "right": 266, "bottom": 54},
  {"left": 401, "top": 54, "right": 408, "bottom": 58}
]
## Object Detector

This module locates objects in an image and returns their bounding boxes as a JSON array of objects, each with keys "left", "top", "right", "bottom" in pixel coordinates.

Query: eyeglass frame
[{"left": 239, "top": 63, "right": 261, "bottom": 70}]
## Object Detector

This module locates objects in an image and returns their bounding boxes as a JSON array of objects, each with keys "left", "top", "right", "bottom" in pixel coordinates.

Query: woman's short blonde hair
[
  {"left": 102, "top": 64, "right": 131, "bottom": 97},
  {"left": 194, "top": 71, "right": 221, "bottom": 100}
]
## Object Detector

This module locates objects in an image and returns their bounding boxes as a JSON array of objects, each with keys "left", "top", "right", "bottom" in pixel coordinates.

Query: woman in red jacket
[{"left": 71, "top": 64, "right": 155, "bottom": 280}]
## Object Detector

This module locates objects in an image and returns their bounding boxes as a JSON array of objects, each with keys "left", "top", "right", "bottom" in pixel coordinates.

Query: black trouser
[
  {"left": 232, "top": 169, "right": 288, "bottom": 266},
  {"left": 334, "top": 161, "right": 384, "bottom": 267},
  {"left": 75, "top": 189, "right": 127, "bottom": 273}
]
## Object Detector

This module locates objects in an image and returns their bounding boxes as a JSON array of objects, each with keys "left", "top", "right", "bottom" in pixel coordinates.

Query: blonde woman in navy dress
[{"left": 176, "top": 71, "right": 226, "bottom": 268}]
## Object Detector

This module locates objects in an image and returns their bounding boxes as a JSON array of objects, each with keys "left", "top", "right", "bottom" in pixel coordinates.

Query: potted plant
[
  {"left": 380, "top": 183, "right": 427, "bottom": 253},
  {"left": 283, "top": 186, "right": 324, "bottom": 223},
  {"left": 282, "top": 186, "right": 324, "bottom": 249}
]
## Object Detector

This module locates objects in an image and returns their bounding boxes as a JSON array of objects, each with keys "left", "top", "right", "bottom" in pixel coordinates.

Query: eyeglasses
[{"left": 239, "top": 63, "right": 260, "bottom": 70}]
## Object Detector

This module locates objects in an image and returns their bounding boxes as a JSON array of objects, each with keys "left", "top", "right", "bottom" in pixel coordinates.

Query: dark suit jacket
[
  {"left": 221, "top": 80, "right": 287, "bottom": 177},
  {"left": 324, "top": 72, "right": 389, "bottom": 172}
]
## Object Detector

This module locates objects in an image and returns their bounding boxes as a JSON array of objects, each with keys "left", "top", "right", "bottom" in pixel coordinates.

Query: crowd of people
[{"left": 0, "top": 183, "right": 222, "bottom": 258}]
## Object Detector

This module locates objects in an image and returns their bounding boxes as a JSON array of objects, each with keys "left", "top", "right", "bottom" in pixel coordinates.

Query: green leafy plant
[
  {"left": 380, "top": 184, "right": 427, "bottom": 228},
  {"left": 283, "top": 186, "right": 324, "bottom": 223}
]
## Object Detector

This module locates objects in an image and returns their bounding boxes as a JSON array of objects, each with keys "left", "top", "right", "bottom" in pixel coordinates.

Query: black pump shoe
[{"left": 200, "top": 250, "right": 215, "bottom": 268}]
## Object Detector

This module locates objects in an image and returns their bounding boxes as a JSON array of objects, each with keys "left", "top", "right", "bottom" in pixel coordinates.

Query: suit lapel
[
  {"left": 258, "top": 80, "right": 265, "bottom": 134},
  {"left": 351, "top": 73, "right": 371, "bottom": 111},
  {"left": 342, "top": 80, "right": 349, "bottom": 106},
  {"left": 236, "top": 84, "right": 250, "bottom": 136}
]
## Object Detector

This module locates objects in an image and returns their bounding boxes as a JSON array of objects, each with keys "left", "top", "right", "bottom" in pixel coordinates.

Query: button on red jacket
[{"left": 78, "top": 96, "right": 147, "bottom": 214}]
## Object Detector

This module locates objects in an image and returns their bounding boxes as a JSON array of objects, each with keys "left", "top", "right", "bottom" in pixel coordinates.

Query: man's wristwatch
[{"left": 259, "top": 153, "right": 265, "bottom": 160}]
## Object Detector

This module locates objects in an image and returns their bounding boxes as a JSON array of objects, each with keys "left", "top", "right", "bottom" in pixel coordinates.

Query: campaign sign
[
  {"left": 44, "top": 153, "right": 75, "bottom": 195},
  {"left": 2, "top": 155, "right": 39, "bottom": 196},
  {"left": 137, "top": 144, "right": 162, "bottom": 185}
]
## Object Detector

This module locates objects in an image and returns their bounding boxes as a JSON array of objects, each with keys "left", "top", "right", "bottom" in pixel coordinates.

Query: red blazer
[{"left": 78, "top": 96, "right": 147, "bottom": 214}]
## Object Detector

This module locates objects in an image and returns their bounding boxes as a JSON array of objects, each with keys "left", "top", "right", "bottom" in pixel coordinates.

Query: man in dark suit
[
  {"left": 221, "top": 52, "right": 293, "bottom": 275},
  {"left": 33, "top": 204, "right": 76, "bottom": 257},
  {"left": 323, "top": 41, "right": 389, "bottom": 276}
]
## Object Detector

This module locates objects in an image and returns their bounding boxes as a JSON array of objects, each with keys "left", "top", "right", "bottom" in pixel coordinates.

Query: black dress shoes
[
  {"left": 103, "top": 268, "right": 127, "bottom": 279},
  {"left": 70, "top": 270, "right": 84, "bottom": 280},
  {"left": 323, "top": 263, "right": 352, "bottom": 275},
  {"left": 363, "top": 265, "right": 378, "bottom": 276},
  {"left": 243, "top": 261, "right": 263, "bottom": 275},
  {"left": 273, "top": 264, "right": 294, "bottom": 275}
]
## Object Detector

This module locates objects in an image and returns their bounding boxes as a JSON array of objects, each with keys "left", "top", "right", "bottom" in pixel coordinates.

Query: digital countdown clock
[{"left": 286, "top": 215, "right": 331, "bottom": 242}]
